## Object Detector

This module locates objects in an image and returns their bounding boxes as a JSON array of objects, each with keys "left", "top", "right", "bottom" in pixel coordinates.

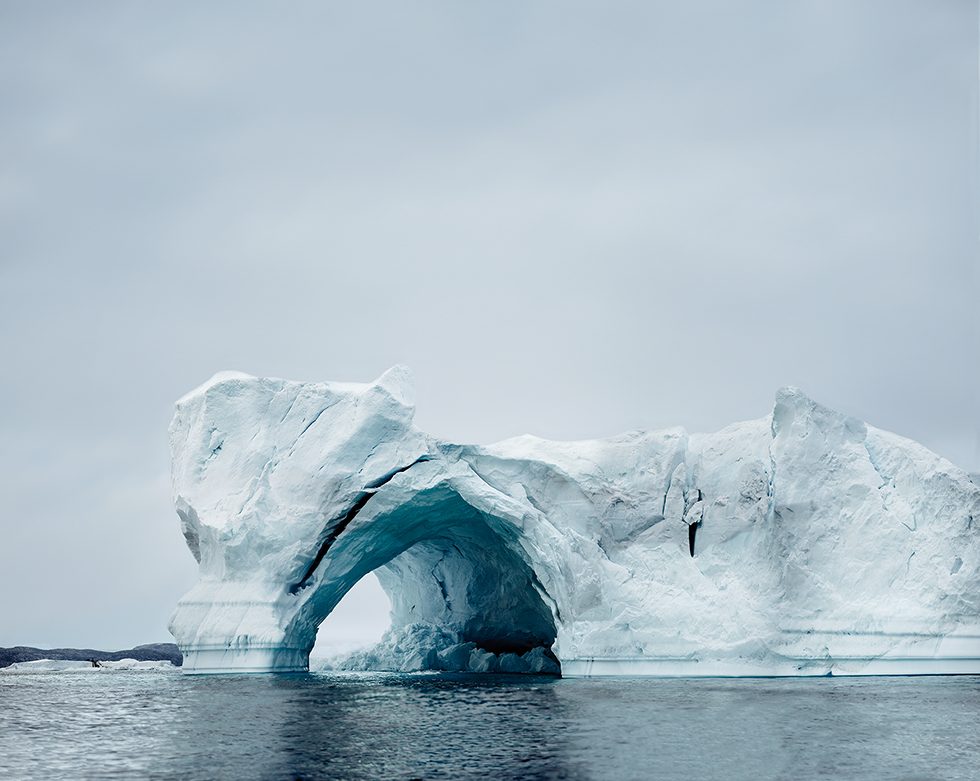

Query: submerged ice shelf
[{"left": 168, "top": 368, "right": 980, "bottom": 676}]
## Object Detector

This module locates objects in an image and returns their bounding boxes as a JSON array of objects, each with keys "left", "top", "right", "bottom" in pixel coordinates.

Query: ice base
[{"left": 180, "top": 646, "right": 311, "bottom": 674}]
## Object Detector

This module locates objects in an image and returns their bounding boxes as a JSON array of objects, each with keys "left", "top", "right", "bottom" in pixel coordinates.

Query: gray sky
[{"left": 1, "top": 1, "right": 977, "bottom": 650}]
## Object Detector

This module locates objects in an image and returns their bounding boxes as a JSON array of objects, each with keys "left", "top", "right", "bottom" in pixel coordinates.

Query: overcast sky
[{"left": 1, "top": 1, "right": 977, "bottom": 651}]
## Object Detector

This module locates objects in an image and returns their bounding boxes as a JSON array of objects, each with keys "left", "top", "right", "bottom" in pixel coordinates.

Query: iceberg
[
  {"left": 168, "top": 368, "right": 980, "bottom": 676},
  {"left": 1, "top": 659, "right": 177, "bottom": 674}
]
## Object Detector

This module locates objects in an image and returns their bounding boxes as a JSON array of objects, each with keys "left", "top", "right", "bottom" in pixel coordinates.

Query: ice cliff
[{"left": 168, "top": 368, "right": 980, "bottom": 676}]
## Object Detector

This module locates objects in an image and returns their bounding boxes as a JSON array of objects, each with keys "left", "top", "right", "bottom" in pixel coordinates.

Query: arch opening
[
  {"left": 310, "top": 572, "right": 392, "bottom": 662},
  {"left": 298, "top": 483, "right": 560, "bottom": 675}
]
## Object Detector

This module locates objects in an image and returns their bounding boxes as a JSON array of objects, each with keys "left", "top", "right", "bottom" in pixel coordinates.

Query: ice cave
[{"left": 168, "top": 367, "right": 980, "bottom": 676}]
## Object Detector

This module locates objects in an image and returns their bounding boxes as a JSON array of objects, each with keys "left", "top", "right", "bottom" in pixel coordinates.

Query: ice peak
[
  {"left": 374, "top": 364, "right": 415, "bottom": 409},
  {"left": 772, "top": 385, "right": 867, "bottom": 444},
  {"left": 176, "top": 370, "right": 255, "bottom": 406}
]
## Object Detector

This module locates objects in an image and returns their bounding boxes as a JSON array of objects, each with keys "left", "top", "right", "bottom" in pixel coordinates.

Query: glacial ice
[
  {"left": 168, "top": 368, "right": 980, "bottom": 676},
  {"left": 0, "top": 659, "right": 177, "bottom": 674},
  {"left": 315, "top": 623, "right": 561, "bottom": 675}
]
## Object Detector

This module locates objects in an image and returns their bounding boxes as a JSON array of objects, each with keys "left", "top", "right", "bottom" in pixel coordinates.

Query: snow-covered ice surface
[
  {"left": 1, "top": 659, "right": 177, "bottom": 674},
  {"left": 168, "top": 368, "right": 980, "bottom": 675}
]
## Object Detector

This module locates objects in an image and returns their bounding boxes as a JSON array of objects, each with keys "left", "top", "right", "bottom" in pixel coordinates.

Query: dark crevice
[
  {"left": 430, "top": 547, "right": 452, "bottom": 607},
  {"left": 688, "top": 521, "right": 700, "bottom": 557},
  {"left": 434, "top": 575, "right": 449, "bottom": 604},
  {"left": 289, "top": 455, "right": 432, "bottom": 594},
  {"left": 294, "top": 405, "right": 331, "bottom": 442},
  {"left": 530, "top": 569, "right": 562, "bottom": 623},
  {"left": 363, "top": 455, "right": 431, "bottom": 489}
]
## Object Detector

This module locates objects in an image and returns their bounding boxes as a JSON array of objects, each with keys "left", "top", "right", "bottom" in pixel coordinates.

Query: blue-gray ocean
[{"left": 1, "top": 670, "right": 978, "bottom": 780}]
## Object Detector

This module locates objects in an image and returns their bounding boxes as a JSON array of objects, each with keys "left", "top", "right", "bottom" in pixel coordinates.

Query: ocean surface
[{"left": 2, "top": 670, "right": 978, "bottom": 780}]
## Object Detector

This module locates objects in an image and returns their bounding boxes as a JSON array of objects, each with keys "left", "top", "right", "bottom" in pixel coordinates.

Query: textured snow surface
[
  {"left": 168, "top": 368, "right": 980, "bottom": 675},
  {"left": 1, "top": 659, "right": 177, "bottom": 674}
]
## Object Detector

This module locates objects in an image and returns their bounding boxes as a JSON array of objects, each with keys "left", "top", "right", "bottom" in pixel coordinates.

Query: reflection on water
[{"left": 2, "top": 670, "right": 978, "bottom": 780}]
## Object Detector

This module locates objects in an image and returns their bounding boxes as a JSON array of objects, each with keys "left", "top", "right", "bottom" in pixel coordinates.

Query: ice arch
[
  {"left": 289, "top": 477, "right": 559, "bottom": 666},
  {"left": 168, "top": 367, "right": 567, "bottom": 674},
  {"left": 169, "top": 368, "right": 980, "bottom": 676},
  {"left": 172, "top": 459, "right": 564, "bottom": 673}
]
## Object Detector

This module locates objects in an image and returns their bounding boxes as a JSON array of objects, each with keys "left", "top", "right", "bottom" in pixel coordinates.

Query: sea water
[{"left": 1, "top": 670, "right": 977, "bottom": 780}]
